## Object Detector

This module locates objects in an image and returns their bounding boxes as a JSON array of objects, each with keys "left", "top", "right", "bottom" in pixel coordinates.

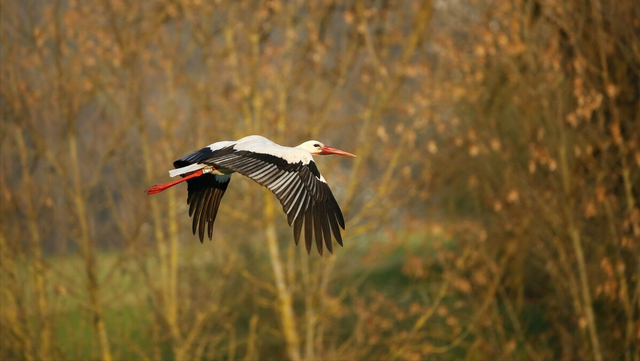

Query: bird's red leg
[{"left": 145, "top": 167, "right": 213, "bottom": 195}]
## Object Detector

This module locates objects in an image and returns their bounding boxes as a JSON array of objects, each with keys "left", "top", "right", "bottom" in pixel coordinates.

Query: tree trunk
[{"left": 264, "top": 194, "right": 301, "bottom": 361}]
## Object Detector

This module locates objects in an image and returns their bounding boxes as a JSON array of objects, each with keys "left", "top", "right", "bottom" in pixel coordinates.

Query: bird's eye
[{"left": 314, "top": 143, "right": 321, "bottom": 148}]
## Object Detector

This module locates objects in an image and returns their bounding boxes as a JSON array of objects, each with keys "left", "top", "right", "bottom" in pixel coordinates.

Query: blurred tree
[{"left": 1, "top": 0, "right": 637, "bottom": 360}]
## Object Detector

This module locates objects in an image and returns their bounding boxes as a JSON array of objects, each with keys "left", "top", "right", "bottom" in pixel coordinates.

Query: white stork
[{"left": 146, "top": 135, "right": 356, "bottom": 255}]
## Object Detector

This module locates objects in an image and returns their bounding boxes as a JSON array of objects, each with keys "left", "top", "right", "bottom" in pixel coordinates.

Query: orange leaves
[
  {"left": 467, "top": 129, "right": 479, "bottom": 157},
  {"left": 32, "top": 27, "right": 46, "bottom": 47},
  {"left": 566, "top": 112, "right": 579, "bottom": 128},
  {"left": 506, "top": 189, "right": 520, "bottom": 204},
  {"left": 402, "top": 255, "right": 429, "bottom": 279},
  {"left": 625, "top": 208, "right": 640, "bottom": 237},
  {"left": 502, "top": 339, "right": 517, "bottom": 357},
  {"left": 427, "top": 141, "right": 438, "bottom": 154},
  {"left": 605, "top": 83, "right": 619, "bottom": 98},
  {"left": 584, "top": 201, "right": 597, "bottom": 219},
  {"left": 568, "top": 60, "right": 606, "bottom": 127},
  {"left": 595, "top": 257, "right": 620, "bottom": 301},
  {"left": 583, "top": 186, "right": 607, "bottom": 219},
  {"left": 530, "top": 144, "right": 557, "bottom": 172},
  {"left": 490, "top": 138, "right": 501, "bottom": 152},
  {"left": 409, "top": 302, "right": 421, "bottom": 316},
  {"left": 343, "top": 10, "right": 355, "bottom": 25},
  {"left": 376, "top": 125, "right": 389, "bottom": 144},
  {"left": 599, "top": 257, "right": 614, "bottom": 277},
  {"left": 506, "top": 42, "right": 526, "bottom": 56},
  {"left": 609, "top": 122, "right": 622, "bottom": 145},
  {"left": 578, "top": 315, "right": 589, "bottom": 329},
  {"left": 595, "top": 186, "right": 607, "bottom": 203},
  {"left": 437, "top": 305, "right": 448, "bottom": 317},
  {"left": 468, "top": 144, "right": 480, "bottom": 157},
  {"left": 452, "top": 277, "right": 472, "bottom": 294}
]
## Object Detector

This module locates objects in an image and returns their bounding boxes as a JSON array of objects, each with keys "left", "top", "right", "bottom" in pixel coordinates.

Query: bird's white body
[
  {"left": 231, "top": 135, "right": 315, "bottom": 164},
  {"left": 170, "top": 135, "right": 325, "bottom": 180}
]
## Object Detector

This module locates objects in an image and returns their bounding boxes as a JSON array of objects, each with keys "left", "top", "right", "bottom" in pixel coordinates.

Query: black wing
[
  {"left": 174, "top": 147, "right": 234, "bottom": 242},
  {"left": 207, "top": 151, "right": 345, "bottom": 255},
  {"left": 185, "top": 173, "right": 230, "bottom": 242}
]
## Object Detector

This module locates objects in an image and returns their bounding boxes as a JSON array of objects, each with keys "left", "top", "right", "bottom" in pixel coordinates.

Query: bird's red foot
[{"left": 145, "top": 184, "right": 167, "bottom": 195}]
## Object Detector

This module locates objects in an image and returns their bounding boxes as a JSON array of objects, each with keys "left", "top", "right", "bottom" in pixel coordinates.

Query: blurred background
[{"left": 1, "top": 0, "right": 638, "bottom": 360}]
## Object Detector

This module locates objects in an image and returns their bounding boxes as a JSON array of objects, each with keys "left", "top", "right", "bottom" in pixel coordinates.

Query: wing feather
[
  {"left": 313, "top": 206, "right": 324, "bottom": 255},
  {"left": 293, "top": 213, "right": 304, "bottom": 246},
  {"left": 318, "top": 202, "right": 333, "bottom": 254},
  {"left": 304, "top": 206, "right": 314, "bottom": 254},
  {"left": 182, "top": 174, "right": 231, "bottom": 242},
  {"left": 327, "top": 205, "right": 343, "bottom": 247}
]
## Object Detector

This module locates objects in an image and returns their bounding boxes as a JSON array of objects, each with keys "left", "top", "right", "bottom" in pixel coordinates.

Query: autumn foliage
[{"left": 1, "top": 0, "right": 638, "bottom": 360}]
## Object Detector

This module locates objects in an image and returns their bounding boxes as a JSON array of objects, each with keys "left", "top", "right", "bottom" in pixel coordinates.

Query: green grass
[{"left": 2, "top": 231, "right": 556, "bottom": 360}]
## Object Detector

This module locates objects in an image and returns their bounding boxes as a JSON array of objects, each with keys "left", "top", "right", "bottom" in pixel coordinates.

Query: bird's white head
[{"left": 296, "top": 140, "right": 356, "bottom": 157}]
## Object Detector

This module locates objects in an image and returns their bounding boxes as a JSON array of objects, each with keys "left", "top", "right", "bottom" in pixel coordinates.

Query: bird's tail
[{"left": 169, "top": 163, "right": 206, "bottom": 178}]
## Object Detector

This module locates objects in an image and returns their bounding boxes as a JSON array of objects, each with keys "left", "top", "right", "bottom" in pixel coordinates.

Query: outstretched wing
[
  {"left": 173, "top": 145, "right": 234, "bottom": 242},
  {"left": 185, "top": 173, "right": 231, "bottom": 242},
  {"left": 207, "top": 150, "right": 345, "bottom": 255}
]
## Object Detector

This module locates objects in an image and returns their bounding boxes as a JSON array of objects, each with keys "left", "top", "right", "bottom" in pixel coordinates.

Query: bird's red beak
[{"left": 320, "top": 145, "right": 356, "bottom": 157}]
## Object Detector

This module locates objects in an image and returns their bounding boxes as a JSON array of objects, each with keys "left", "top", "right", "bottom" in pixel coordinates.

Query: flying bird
[{"left": 146, "top": 135, "right": 356, "bottom": 255}]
